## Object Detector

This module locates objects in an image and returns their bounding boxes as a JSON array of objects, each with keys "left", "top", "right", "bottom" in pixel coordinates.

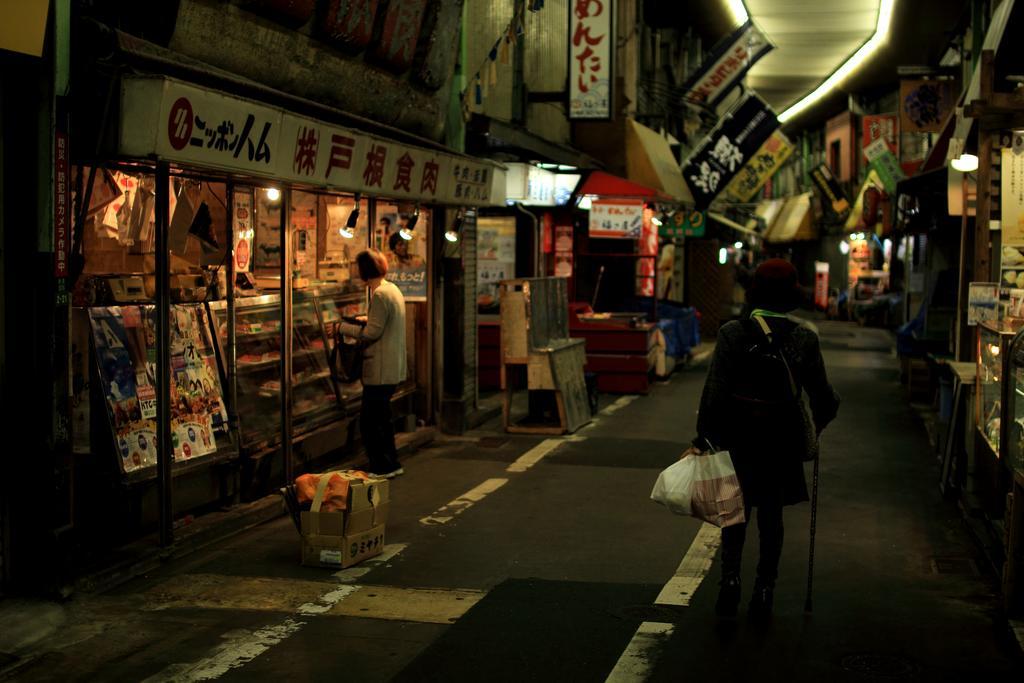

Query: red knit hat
[{"left": 750, "top": 258, "right": 802, "bottom": 312}]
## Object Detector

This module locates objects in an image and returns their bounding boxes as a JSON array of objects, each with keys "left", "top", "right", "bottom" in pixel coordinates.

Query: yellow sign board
[
  {"left": 722, "top": 131, "right": 794, "bottom": 203},
  {"left": 0, "top": 0, "right": 49, "bottom": 57}
]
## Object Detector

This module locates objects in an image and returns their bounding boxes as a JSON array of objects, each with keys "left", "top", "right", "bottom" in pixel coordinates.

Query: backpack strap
[{"left": 751, "top": 315, "right": 799, "bottom": 399}]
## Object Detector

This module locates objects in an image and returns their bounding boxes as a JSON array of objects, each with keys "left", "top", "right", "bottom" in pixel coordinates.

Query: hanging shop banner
[
  {"left": 864, "top": 137, "right": 906, "bottom": 194},
  {"left": 638, "top": 206, "right": 657, "bottom": 297},
  {"left": 589, "top": 199, "right": 644, "bottom": 238},
  {"left": 862, "top": 114, "right": 898, "bottom": 156},
  {"left": 554, "top": 224, "right": 573, "bottom": 277},
  {"left": 814, "top": 262, "right": 830, "bottom": 311},
  {"left": 810, "top": 163, "right": 851, "bottom": 219},
  {"left": 660, "top": 210, "right": 706, "bottom": 239},
  {"left": 569, "top": 0, "right": 614, "bottom": 120},
  {"left": 844, "top": 168, "right": 885, "bottom": 230},
  {"left": 721, "top": 130, "right": 794, "bottom": 203},
  {"left": 232, "top": 191, "right": 254, "bottom": 273},
  {"left": 1001, "top": 146, "right": 1024, "bottom": 245},
  {"left": 680, "top": 19, "right": 773, "bottom": 107},
  {"left": 119, "top": 76, "right": 506, "bottom": 206},
  {"left": 900, "top": 79, "right": 958, "bottom": 134},
  {"left": 968, "top": 282, "right": 1000, "bottom": 326},
  {"left": 683, "top": 93, "right": 780, "bottom": 210}
]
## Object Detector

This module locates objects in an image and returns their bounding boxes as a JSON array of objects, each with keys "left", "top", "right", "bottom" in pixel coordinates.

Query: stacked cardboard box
[{"left": 300, "top": 474, "right": 390, "bottom": 569}]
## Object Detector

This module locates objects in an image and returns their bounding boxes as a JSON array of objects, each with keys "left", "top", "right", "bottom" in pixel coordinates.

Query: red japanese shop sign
[
  {"left": 569, "top": 0, "right": 613, "bottom": 120},
  {"left": 121, "top": 77, "right": 505, "bottom": 206},
  {"left": 54, "top": 129, "right": 70, "bottom": 278},
  {"left": 589, "top": 200, "right": 643, "bottom": 238}
]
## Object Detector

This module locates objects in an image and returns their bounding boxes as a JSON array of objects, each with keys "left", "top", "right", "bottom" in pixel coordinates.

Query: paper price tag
[
  {"left": 138, "top": 385, "right": 157, "bottom": 419},
  {"left": 319, "top": 549, "right": 343, "bottom": 565}
]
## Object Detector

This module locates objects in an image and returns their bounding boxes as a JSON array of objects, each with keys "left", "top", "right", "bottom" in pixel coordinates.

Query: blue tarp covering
[{"left": 625, "top": 299, "right": 700, "bottom": 358}]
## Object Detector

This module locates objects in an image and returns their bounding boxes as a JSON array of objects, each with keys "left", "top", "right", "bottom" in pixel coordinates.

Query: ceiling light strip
[{"left": 777, "top": 0, "right": 895, "bottom": 123}]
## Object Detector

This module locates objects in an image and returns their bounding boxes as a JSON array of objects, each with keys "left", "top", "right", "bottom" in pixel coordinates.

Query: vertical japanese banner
[
  {"left": 1000, "top": 145, "right": 1024, "bottom": 291},
  {"left": 569, "top": 0, "right": 613, "bottom": 120},
  {"left": 554, "top": 224, "right": 573, "bottom": 278},
  {"left": 682, "top": 93, "right": 779, "bottom": 210},
  {"left": 233, "top": 191, "right": 254, "bottom": 273},
  {"left": 814, "top": 262, "right": 830, "bottom": 311},
  {"left": 638, "top": 205, "right": 657, "bottom": 297},
  {"left": 861, "top": 114, "right": 898, "bottom": 156},
  {"left": 54, "top": 128, "right": 70, "bottom": 281}
]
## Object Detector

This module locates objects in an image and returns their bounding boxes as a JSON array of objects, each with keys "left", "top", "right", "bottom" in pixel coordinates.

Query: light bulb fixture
[
  {"left": 341, "top": 193, "right": 360, "bottom": 239},
  {"left": 951, "top": 153, "right": 979, "bottom": 173},
  {"left": 734, "top": 241, "right": 744, "bottom": 250},
  {"left": 400, "top": 206, "right": 419, "bottom": 241},
  {"left": 839, "top": 241, "right": 850, "bottom": 255},
  {"left": 651, "top": 214, "right": 663, "bottom": 227},
  {"left": 578, "top": 195, "right": 593, "bottom": 211},
  {"left": 718, "top": 247, "right": 729, "bottom": 265},
  {"left": 265, "top": 187, "right": 281, "bottom": 203},
  {"left": 445, "top": 209, "right": 464, "bottom": 243},
  {"left": 724, "top": 0, "right": 749, "bottom": 26}
]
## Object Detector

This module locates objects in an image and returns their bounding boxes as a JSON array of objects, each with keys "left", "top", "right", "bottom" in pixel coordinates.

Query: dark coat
[{"left": 695, "top": 317, "right": 840, "bottom": 507}]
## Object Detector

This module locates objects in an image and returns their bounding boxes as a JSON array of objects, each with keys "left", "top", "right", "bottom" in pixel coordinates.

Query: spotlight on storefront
[
  {"left": 578, "top": 195, "right": 593, "bottom": 211},
  {"left": 265, "top": 187, "right": 281, "bottom": 203},
  {"left": 734, "top": 241, "right": 744, "bottom": 250},
  {"left": 341, "top": 193, "right": 360, "bottom": 239},
  {"left": 400, "top": 206, "right": 419, "bottom": 241},
  {"left": 445, "top": 209, "right": 464, "bottom": 243},
  {"left": 718, "top": 247, "right": 728, "bottom": 265},
  {"left": 839, "top": 241, "right": 850, "bottom": 255},
  {"left": 951, "top": 153, "right": 979, "bottom": 173},
  {"left": 651, "top": 214, "right": 663, "bottom": 227}
]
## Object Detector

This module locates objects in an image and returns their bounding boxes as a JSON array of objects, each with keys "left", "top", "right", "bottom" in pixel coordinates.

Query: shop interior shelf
[
  {"left": 120, "top": 447, "right": 239, "bottom": 486},
  {"left": 236, "top": 349, "right": 325, "bottom": 371}
]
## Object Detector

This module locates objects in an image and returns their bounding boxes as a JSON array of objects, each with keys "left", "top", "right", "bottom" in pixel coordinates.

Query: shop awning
[
  {"left": 468, "top": 115, "right": 602, "bottom": 170},
  {"left": 708, "top": 211, "right": 759, "bottom": 238},
  {"left": 749, "top": 198, "right": 787, "bottom": 234},
  {"left": 763, "top": 193, "right": 817, "bottom": 243},
  {"left": 625, "top": 120, "right": 694, "bottom": 203},
  {"left": 577, "top": 171, "right": 670, "bottom": 201}
]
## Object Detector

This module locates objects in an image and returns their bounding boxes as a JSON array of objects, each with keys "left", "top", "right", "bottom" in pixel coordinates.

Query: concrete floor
[{"left": 1, "top": 321, "right": 1022, "bottom": 681}]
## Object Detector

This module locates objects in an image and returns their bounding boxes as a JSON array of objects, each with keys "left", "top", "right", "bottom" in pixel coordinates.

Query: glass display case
[
  {"left": 87, "top": 304, "right": 230, "bottom": 475},
  {"left": 977, "top": 321, "right": 1024, "bottom": 458},
  {"left": 209, "top": 292, "right": 342, "bottom": 449},
  {"left": 314, "top": 284, "right": 367, "bottom": 404},
  {"left": 1005, "top": 329, "right": 1024, "bottom": 478}
]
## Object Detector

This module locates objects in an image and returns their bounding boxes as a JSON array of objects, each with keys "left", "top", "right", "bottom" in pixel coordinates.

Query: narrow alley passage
[{"left": 2, "top": 322, "right": 1021, "bottom": 682}]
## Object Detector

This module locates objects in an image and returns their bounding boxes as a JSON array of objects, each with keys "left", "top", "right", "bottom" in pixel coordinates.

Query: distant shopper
[
  {"left": 339, "top": 249, "right": 407, "bottom": 479},
  {"left": 688, "top": 258, "right": 839, "bottom": 617}
]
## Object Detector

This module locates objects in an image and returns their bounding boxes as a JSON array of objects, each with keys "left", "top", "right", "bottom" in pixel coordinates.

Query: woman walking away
[
  {"left": 688, "top": 259, "right": 839, "bottom": 618},
  {"left": 339, "top": 249, "right": 407, "bottom": 479}
]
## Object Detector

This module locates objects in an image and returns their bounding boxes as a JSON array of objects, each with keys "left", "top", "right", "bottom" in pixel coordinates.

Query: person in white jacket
[{"left": 339, "top": 249, "right": 407, "bottom": 478}]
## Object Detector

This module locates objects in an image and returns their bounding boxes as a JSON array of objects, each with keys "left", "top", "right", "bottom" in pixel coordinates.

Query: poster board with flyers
[{"left": 89, "top": 304, "right": 229, "bottom": 474}]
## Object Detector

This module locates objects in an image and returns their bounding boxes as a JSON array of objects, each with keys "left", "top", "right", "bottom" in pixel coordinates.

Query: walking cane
[{"left": 804, "top": 453, "right": 820, "bottom": 614}]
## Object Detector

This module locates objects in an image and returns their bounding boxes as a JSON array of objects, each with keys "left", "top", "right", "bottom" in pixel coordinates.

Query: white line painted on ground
[
  {"left": 604, "top": 523, "right": 722, "bottom": 682},
  {"left": 333, "top": 543, "right": 408, "bottom": 582},
  {"left": 655, "top": 523, "right": 721, "bottom": 606},
  {"left": 142, "top": 618, "right": 307, "bottom": 682},
  {"left": 602, "top": 395, "right": 639, "bottom": 416},
  {"left": 419, "top": 478, "right": 509, "bottom": 525},
  {"left": 506, "top": 437, "right": 585, "bottom": 473},
  {"left": 296, "top": 584, "right": 362, "bottom": 615},
  {"left": 604, "top": 622, "right": 676, "bottom": 682}
]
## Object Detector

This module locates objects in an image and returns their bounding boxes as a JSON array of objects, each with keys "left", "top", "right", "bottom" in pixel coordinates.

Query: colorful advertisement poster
[
  {"left": 554, "top": 224, "right": 573, "bottom": 278},
  {"left": 682, "top": 93, "right": 780, "bottom": 210},
  {"left": 380, "top": 210, "right": 428, "bottom": 301},
  {"left": 810, "top": 163, "right": 851, "bottom": 219},
  {"left": 233, "top": 191, "right": 254, "bottom": 272},
  {"left": 569, "top": 0, "right": 613, "bottom": 119},
  {"left": 968, "top": 282, "right": 1000, "bottom": 326},
  {"left": 862, "top": 114, "right": 898, "bottom": 156},
  {"left": 864, "top": 137, "right": 906, "bottom": 194},
  {"left": 89, "top": 305, "right": 228, "bottom": 473},
  {"left": 721, "top": 130, "right": 794, "bottom": 203},
  {"left": 477, "top": 216, "right": 517, "bottom": 309}
]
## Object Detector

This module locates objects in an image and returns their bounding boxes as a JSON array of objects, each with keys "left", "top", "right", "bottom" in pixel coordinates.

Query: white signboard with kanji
[
  {"left": 589, "top": 200, "right": 643, "bottom": 238},
  {"left": 569, "top": 0, "right": 613, "bottom": 120},
  {"left": 119, "top": 77, "right": 505, "bottom": 207}
]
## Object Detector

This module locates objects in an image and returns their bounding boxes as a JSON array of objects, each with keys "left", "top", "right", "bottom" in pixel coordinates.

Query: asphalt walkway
[{"left": 1, "top": 322, "right": 1021, "bottom": 682}]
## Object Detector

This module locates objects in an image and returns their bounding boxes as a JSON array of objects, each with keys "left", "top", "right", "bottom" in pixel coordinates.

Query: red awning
[{"left": 577, "top": 171, "right": 671, "bottom": 201}]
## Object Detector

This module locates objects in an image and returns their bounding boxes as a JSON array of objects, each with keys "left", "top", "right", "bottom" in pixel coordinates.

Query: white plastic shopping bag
[{"left": 651, "top": 450, "right": 746, "bottom": 528}]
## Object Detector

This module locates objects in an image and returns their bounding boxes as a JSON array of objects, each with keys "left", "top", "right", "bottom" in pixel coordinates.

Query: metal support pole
[
  {"left": 280, "top": 188, "right": 293, "bottom": 483},
  {"left": 155, "top": 162, "right": 173, "bottom": 547},
  {"left": 225, "top": 183, "right": 240, "bottom": 502}
]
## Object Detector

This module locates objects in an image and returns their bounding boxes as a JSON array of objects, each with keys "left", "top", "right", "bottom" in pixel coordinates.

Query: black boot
[
  {"left": 715, "top": 576, "right": 742, "bottom": 617},
  {"left": 748, "top": 579, "right": 774, "bottom": 618}
]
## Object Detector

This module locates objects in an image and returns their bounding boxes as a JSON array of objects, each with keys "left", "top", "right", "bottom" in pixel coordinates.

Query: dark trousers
[
  {"left": 721, "top": 505, "right": 784, "bottom": 585},
  {"left": 360, "top": 384, "right": 399, "bottom": 473}
]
